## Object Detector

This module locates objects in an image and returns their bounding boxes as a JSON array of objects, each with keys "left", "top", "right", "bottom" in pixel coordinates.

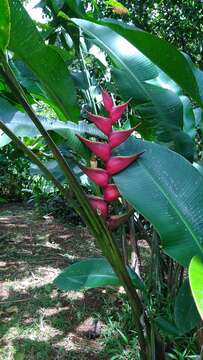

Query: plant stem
[
  {"left": 0, "top": 55, "right": 149, "bottom": 360},
  {"left": 79, "top": 38, "right": 98, "bottom": 114}
]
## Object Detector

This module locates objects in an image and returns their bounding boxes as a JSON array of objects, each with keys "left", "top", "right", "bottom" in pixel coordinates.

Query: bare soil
[{"left": 0, "top": 203, "right": 112, "bottom": 360}]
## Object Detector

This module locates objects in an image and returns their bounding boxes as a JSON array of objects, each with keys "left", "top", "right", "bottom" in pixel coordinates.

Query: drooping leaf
[
  {"left": 155, "top": 317, "right": 180, "bottom": 336},
  {"left": 183, "top": 54, "right": 203, "bottom": 107},
  {"left": 175, "top": 279, "right": 200, "bottom": 334},
  {"left": 113, "top": 137, "right": 203, "bottom": 267},
  {"left": 180, "top": 96, "right": 196, "bottom": 139},
  {"left": 194, "top": 107, "right": 203, "bottom": 138},
  {"left": 30, "top": 159, "right": 82, "bottom": 183},
  {"left": 72, "top": 19, "right": 193, "bottom": 159},
  {"left": 54, "top": 257, "right": 145, "bottom": 291},
  {"left": 72, "top": 18, "right": 158, "bottom": 82},
  {"left": 171, "top": 131, "right": 195, "bottom": 163},
  {"left": 112, "top": 67, "right": 183, "bottom": 142},
  {"left": 0, "top": 0, "right": 10, "bottom": 52},
  {"left": 98, "top": 19, "right": 203, "bottom": 107},
  {"left": 64, "top": 0, "right": 86, "bottom": 18},
  {"left": 8, "top": 0, "right": 79, "bottom": 121},
  {"left": 0, "top": 98, "right": 104, "bottom": 154},
  {"left": 189, "top": 256, "right": 203, "bottom": 320}
]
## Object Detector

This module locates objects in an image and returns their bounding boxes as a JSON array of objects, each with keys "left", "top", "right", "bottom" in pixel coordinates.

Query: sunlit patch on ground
[{"left": 0, "top": 203, "right": 108, "bottom": 359}]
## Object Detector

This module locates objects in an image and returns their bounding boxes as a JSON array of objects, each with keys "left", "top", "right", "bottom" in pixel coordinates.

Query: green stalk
[
  {"left": 79, "top": 41, "right": 97, "bottom": 114},
  {"left": 0, "top": 55, "right": 149, "bottom": 359}
]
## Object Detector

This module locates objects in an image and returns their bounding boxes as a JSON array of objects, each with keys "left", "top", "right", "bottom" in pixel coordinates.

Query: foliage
[
  {"left": 92, "top": 0, "right": 203, "bottom": 67},
  {"left": 1, "top": 0, "right": 203, "bottom": 358},
  {"left": 54, "top": 257, "right": 145, "bottom": 291},
  {"left": 0, "top": 145, "right": 30, "bottom": 202}
]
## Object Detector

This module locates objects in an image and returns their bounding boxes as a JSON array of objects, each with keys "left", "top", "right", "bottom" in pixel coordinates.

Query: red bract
[
  {"left": 78, "top": 90, "right": 142, "bottom": 224},
  {"left": 110, "top": 102, "right": 129, "bottom": 124},
  {"left": 80, "top": 165, "right": 109, "bottom": 188},
  {"left": 106, "top": 153, "right": 144, "bottom": 175},
  {"left": 77, "top": 135, "right": 111, "bottom": 162},
  {"left": 88, "top": 112, "right": 112, "bottom": 136},
  {"left": 109, "top": 126, "right": 138, "bottom": 148},
  {"left": 102, "top": 90, "right": 113, "bottom": 113},
  {"left": 104, "top": 184, "right": 120, "bottom": 202},
  {"left": 88, "top": 195, "right": 108, "bottom": 218}
]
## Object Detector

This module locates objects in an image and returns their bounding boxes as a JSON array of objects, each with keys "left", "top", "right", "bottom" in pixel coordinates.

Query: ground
[{"left": 0, "top": 203, "right": 129, "bottom": 360}]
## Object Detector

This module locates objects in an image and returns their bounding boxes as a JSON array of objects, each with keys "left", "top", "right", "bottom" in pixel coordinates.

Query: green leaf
[
  {"left": 155, "top": 317, "right": 180, "bottom": 336},
  {"left": 73, "top": 19, "right": 193, "bottom": 159},
  {"left": 0, "top": 0, "right": 10, "bottom": 52},
  {"left": 183, "top": 54, "right": 203, "bottom": 107},
  {"left": 180, "top": 96, "right": 196, "bottom": 139},
  {"left": 30, "top": 159, "right": 81, "bottom": 183},
  {"left": 175, "top": 279, "right": 200, "bottom": 334},
  {"left": 8, "top": 0, "right": 79, "bottom": 121},
  {"left": 194, "top": 107, "right": 203, "bottom": 140},
  {"left": 99, "top": 19, "right": 203, "bottom": 107},
  {"left": 189, "top": 256, "right": 203, "bottom": 320},
  {"left": 72, "top": 19, "right": 158, "bottom": 82},
  {"left": 0, "top": 98, "right": 104, "bottom": 154},
  {"left": 112, "top": 67, "right": 183, "bottom": 142},
  {"left": 193, "top": 161, "right": 203, "bottom": 177},
  {"left": 64, "top": 0, "right": 86, "bottom": 18},
  {"left": 114, "top": 137, "right": 203, "bottom": 266},
  {"left": 54, "top": 257, "right": 145, "bottom": 291},
  {"left": 112, "top": 67, "right": 194, "bottom": 160}
]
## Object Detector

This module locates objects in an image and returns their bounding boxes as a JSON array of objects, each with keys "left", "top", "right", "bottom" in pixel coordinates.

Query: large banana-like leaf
[
  {"left": 183, "top": 54, "right": 203, "bottom": 107},
  {"left": 72, "top": 19, "right": 158, "bottom": 81},
  {"left": 113, "top": 137, "right": 203, "bottom": 267},
  {"left": 0, "top": 0, "right": 10, "bottom": 52},
  {"left": 174, "top": 279, "right": 200, "bottom": 334},
  {"left": 7, "top": 0, "right": 79, "bottom": 121},
  {"left": 0, "top": 98, "right": 104, "bottom": 156},
  {"left": 112, "top": 67, "right": 183, "bottom": 142},
  {"left": 147, "top": 69, "right": 196, "bottom": 142},
  {"left": 54, "top": 257, "right": 145, "bottom": 291},
  {"left": 189, "top": 256, "right": 203, "bottom": 320},
  {"left": 98, "top": 19, "right": 203, "bottom": 108},
  {"left": 30, "top": 159, "right": 81, "bottom": 183},
  {"left": 72, "top": 19, "right": 192, "bottom": 158}
]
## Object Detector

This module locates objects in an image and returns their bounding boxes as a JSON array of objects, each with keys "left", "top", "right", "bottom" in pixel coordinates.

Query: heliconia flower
[
  {"left": 102, "top": 90, "right": 113, "bottom": 113},
  {"left": 109, "top": 125, "right": 139, "bottom": 148},
  {"left": 106, "top": 153, "right": 144, "bottom": 175},
  {"left": 88, "top": 112, "right": 112, "bottom": 136},
  {"left": 110, "top": 102, "right": 129, "bottom": 124},
  {"left": 77, "top": 135, "right": 111, "bottom": 162},
  {"left": 103, "top": 184, "right": 120, "bottom": 202},
  {"left": 87, "top": 195, "right": 108, "bottom": 218},
  {"left": 80, "top": 165, "right": 109, "bottom": 188}
]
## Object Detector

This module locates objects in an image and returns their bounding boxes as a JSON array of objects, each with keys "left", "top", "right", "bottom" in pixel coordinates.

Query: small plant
[{"left": 0, "top": 145, "right": 30, "bottom": 202}]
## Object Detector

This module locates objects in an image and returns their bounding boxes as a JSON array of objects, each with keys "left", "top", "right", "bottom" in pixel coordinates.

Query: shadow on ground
[{"left": 0, "top": 203, "right": 117, "bottom": 359}]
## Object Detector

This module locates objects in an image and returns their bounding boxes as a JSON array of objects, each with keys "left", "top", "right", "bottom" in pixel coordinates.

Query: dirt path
[{"left": 0, "top": 203, "right": 112, "bottom": 360}]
